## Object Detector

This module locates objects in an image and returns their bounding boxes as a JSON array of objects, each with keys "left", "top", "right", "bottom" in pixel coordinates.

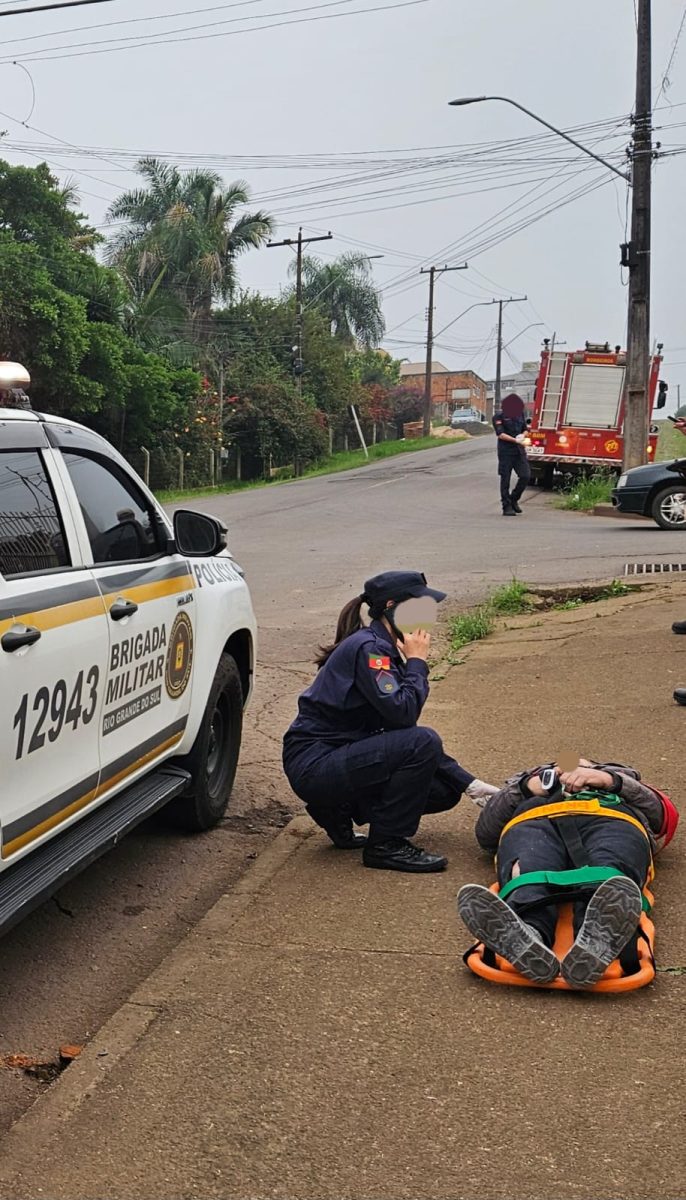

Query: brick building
[{"left": 398, "top": 362, "right": 488, "bottom": 422}]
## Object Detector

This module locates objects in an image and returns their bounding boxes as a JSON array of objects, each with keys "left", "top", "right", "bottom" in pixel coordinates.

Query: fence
[{"left": 123, "top": 416, "right": 403, "bottom": 494}]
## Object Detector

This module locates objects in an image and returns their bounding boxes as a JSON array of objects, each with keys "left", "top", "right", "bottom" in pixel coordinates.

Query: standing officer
[
  {"left": 492, "top": 392, "right": 531, "bottom": 516},
  {"left": 282, "top": 570, "right": 499, "bottom": 873}
]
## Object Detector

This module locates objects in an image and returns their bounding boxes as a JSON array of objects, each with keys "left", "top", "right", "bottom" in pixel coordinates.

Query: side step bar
[{"left": 0, "top": 766, "right": 190, "bottom": 936}]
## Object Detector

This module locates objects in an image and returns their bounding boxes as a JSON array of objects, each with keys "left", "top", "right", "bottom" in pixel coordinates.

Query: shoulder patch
[
  {"left": 368, "top": 654, "right": 391, "bottom": 670},
  {"left": 375, "top": 670, "right": 399, "bottom": 696}
]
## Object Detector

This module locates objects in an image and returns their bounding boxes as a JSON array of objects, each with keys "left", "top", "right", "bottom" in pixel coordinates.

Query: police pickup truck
[{"left": 0, "top": 363, "right": 256, "bottom": 935}]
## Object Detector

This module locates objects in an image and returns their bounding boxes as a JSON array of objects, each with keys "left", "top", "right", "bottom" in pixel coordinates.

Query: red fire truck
[{"left": 525, "top": 340, "right": 666, "bottom": 487}]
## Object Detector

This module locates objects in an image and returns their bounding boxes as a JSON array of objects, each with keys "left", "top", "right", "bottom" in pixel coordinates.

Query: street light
[
  {"left": 502, "top": 322, "right": 544, "bottom": 350},
  {"left": 434, "top": 299, "right": 499, "bottom": 340},
  {"left": 448, "top": 96, "right": 631, "bottom": 183}
]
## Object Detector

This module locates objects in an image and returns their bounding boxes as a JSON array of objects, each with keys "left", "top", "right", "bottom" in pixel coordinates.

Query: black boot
[
  {"left": 363, "top": 836, "right": 447, "bottom": 873},
  {"left": 674, "top": 687, "right": 686, "bottom": 707},
  {"left": 672, "top": 620, "right": 686, "bottom": 634},
  {"left": 502, "top": 505, "right": 516, "bottom": 517},
  {"left": 510, "top": 499, "right": 523, "bottom": 514},
  {"left": 307, "top": 804, "right": 367, "bottom": 848}
]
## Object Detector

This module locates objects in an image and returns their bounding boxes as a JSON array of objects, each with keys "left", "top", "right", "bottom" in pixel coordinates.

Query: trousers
[
  {"left": 498, "top": 453, "right": 531, "bottom": 509},
  {"left": 285, "top": 726, "right": 474, "bottom": 842},
  {"left": 497, "top": 816, "right": 651, "bottom": 947}
]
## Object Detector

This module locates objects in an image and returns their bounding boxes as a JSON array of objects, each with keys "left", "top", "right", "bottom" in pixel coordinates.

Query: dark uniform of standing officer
[
  {"left": 492, "top": 392, "right": 531, "bottom": 516},
  {"left": 282, "top": 570, "right": 498, "bottom": 873}
]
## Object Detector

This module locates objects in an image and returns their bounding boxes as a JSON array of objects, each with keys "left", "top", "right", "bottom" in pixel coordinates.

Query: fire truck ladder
[{"left": 539, "top": 352, "right": 567, "bottom": 429}]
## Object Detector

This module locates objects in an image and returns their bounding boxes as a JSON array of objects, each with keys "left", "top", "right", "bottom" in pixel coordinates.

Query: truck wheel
[
  {"left": 651, "top": 485, "right": 686, "bottom": 531},
  {"left": 166, "top": 653, "right": 244, "bottom": 831}
]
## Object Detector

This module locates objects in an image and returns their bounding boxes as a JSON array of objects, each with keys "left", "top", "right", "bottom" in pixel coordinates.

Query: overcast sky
[{"left": 1, "top": 0, "right": 685, "bottom": 405}]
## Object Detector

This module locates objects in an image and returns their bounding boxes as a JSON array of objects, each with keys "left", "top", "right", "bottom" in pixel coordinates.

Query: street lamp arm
[
  {"left": 434, "top": 299, "right": 497, "bottom": 340},
  {"left": 502, "top": 322, "right": 544, "bottom": 351},
  {"left": 449, "top": 95, "right": 631, "bottom": 183}
]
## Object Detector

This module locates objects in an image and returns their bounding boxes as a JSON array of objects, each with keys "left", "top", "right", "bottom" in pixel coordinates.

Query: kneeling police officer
[{"left": 282, "top": 570, "right": 498, "bottom": 873}]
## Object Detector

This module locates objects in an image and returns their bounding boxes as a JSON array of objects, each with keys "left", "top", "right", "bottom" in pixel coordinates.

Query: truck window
[
  {"left": 62, "top": 452, "right": 160, "bottom": 565},
  {"left": 0, "top": 450, "right": 69, "bottom": 577},
  {"left": 564, "top": 364, "right": 625, "bottom": 429}
]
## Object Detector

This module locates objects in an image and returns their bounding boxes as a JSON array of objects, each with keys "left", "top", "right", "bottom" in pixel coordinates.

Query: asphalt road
[{"left": 0, "top": 437, "right": 678, "bottom": 1130}]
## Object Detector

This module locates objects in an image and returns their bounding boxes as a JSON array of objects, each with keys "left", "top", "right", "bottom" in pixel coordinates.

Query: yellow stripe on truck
[
  {"left": 0, "top": 596, "right": 105, "bottom": 638},
  {"left": 0, "top": 573, "right": 195, "bottom": 638},
  {"left": 2, "top": 731, "right": 185, "bottom": 858}
]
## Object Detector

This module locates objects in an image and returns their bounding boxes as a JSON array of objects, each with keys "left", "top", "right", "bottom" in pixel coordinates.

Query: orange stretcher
[{"left": 464, "top": 883, "right": 656, "bottom": 993}]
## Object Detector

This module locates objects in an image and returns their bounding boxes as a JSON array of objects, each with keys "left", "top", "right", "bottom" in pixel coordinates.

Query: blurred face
[
  {"left": 502, "top": 394, "right": 524, "bottom": 419},
  {"left": 391, "top": 596, "right": 439, "bottom": 632}
]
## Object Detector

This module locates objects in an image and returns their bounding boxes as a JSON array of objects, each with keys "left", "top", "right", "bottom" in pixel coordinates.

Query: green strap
[
  {"left": 499, "top": 866, "right": 652, "bottom": 913},
  {"left": 570, "top": 791, "right": 622, "bottom": 807}
]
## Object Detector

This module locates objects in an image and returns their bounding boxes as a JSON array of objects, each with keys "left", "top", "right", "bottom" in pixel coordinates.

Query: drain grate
[{"left": 624, "top": 562, "right": 686, "bottom": 575}]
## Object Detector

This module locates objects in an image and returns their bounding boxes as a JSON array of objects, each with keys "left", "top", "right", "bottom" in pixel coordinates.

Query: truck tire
[
  {"left": 530, "top": 464, "right": 554, "bottom": 489},
  {"left": 166, "top": 653, "right": 243, "bottom": 831},
  {"left": 651, "top": 484, "right": 686, "bottom": 531}
]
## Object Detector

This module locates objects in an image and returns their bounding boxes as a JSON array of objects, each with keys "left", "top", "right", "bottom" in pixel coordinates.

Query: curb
[
  {"left": 0, "top": 814, "right": 315, "bottom": 1168},
  {"left": 591, "top": 502, "right": 650, "bottom": 521}
]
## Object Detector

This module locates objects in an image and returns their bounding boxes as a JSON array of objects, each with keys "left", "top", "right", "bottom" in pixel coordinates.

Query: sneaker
[
  {"left": 363, "top": 837, "right": 447, "bottom": 873},
  {"left": 672, "top": 620, "right": 686, "bottom": 634},
  {"left": 457, "top": 884, "right": 559, "bottom": 983},
  {"left": 560, "top": 876, "right": 642, "bottom": 989}
]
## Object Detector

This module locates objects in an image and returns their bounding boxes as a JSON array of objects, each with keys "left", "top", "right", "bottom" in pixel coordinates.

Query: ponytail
[{"left": 315, "top": 594, "right": 367, "bottom": 669}]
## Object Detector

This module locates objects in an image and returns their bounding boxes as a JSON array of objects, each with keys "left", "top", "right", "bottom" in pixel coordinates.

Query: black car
[{"left": 612, "top": 459, "right": 686, "bottom": 529}]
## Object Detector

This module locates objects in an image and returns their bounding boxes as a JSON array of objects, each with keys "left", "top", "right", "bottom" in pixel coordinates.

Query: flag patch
[{"left": 368, "top": 654, "right": 391, "bottom": 670}]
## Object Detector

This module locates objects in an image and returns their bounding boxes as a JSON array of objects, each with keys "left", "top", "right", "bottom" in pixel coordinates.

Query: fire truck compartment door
[{"left": 563, "top": 364, "right": 625, "bottom": 429}]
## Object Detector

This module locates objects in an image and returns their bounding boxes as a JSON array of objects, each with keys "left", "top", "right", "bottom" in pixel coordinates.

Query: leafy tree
[
  {"left": 107, "top": 159, "right": 274, "bottom": 340},
  {"left": 387, "top": 384, "right": 424, "bottom": 437},
  {"left": 291, "top": 252, "right": 385, "bottom": 347},
  {"left": 0, "top": 160, "right": 201, "bottom": 476}
]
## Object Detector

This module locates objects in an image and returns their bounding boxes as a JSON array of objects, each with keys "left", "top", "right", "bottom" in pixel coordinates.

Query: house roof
[{"left": 399, "top": 361, "right": 450, "bottom": 376}]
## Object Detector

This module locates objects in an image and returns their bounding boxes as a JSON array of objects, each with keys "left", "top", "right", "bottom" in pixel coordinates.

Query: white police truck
[{"left": 0, "top": 363, "right": 256, "bottom": 934}]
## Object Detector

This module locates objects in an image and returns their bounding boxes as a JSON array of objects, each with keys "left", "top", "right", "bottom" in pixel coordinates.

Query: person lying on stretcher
[{"left": 457, "top": 758, "right": 676, "bottom": 989}]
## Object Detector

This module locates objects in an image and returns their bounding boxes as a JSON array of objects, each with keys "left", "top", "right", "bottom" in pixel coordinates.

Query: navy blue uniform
[
  {"left": 283, "top": 619, "right": 474, "bottom": 840},
  {"left": 492, "top": 411, "right": 531, "bottom": 510}
]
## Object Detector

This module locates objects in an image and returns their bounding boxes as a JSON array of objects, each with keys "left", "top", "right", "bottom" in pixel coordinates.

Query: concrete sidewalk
[{"left": 2, "top": 583, "right": 686, "bottom": 1200}]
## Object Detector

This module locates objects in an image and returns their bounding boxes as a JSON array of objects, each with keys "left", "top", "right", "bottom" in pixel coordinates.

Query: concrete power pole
[
  {"left": 494, "top": 296, "right": 528, "bottom": 414},
  {"left": 268, "top": 227, "right": 332, "bottom": 394},
  {"left": 624, "top": 0, "right": 652, "bottom": 470},
  {"left": 420, "top": 263, "right": 467, "bottom": 436}
]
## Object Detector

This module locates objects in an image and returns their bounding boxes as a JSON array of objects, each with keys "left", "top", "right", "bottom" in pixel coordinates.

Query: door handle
[
  {"left": 1, "top": 624, "right": 42, "bottom": 653},
  {"left": 109, "top": 598, "right": 138, "bottom": 622}
]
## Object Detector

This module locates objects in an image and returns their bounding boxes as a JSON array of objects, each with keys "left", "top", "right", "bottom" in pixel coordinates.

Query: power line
[
  {"left": 0, "top": 0, "right": 269, "bottom": 44},
  {"left": 655, "top": 4, "right": 686, "bottom": 105},
  {"left": 0, "top": 0, "right": 429, "bottom": 60},
  {"left": 0, "top": 0, "right": 116, "bottom": 16}
]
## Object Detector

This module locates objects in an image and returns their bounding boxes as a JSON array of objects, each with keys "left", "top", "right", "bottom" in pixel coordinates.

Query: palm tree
[
  {"left": 291, "top": 252, "right": 385, "bottom": 348},
  {"left": 106, "top": 158, "right": 274, "bottom": 342}
]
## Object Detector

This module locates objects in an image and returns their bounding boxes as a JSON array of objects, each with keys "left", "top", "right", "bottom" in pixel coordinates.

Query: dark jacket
[
  {"left": 283, "top": 620, "right": 429, "bottom": 771},
  {"left": 475, "top": 761, "right": 664, "bottom": 855},
  {"left": 492, "top": 411, "right": 527, "bottom": 459}
]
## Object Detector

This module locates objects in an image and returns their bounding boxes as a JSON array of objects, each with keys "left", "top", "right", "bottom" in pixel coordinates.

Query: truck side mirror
[
  {"left": 656, "top": 380, "right": 668, "bottom": 410},
  {"left": 173, "top": 510, "right": 227, "bottom": 557}
]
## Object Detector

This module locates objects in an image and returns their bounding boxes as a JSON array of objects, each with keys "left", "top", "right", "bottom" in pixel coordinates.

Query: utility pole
[
  {"left": 268, "top": 227, "right": 332, "bottom": 394},
  {"left": 623, "top": 0, "right": 652, "bottom": 470},
  {"left": 420, "top": 263, "right": 468, "bottom": 436},
  {"left": 493, "top": 297, "right": 528, "bottom": 417}
]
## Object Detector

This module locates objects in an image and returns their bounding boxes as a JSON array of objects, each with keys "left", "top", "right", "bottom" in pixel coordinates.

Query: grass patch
[
  {"left": 449, "top": 606, "right": 494, "bottom": 652},
  {"left": 449, "top": 576, "right": 633, "bottom": 656},
  {"left": 155, "top": 436, "right": 447, "bottom": 504},
  {"left": 490, "top": 578, "right": 534, "bottom": 615},
  {"left": 656, "top": 420, "right": 686, "bottom": 463},
  {"left": 554, "top": 472, "right": 615, "bottom": 511},
  {"left": 449, "top": 577, "right": 529, "bottom": 653}
]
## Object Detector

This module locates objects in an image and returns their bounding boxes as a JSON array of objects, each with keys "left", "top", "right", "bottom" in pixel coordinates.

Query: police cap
[{"left": 362, "top": 571, "right": 446, "bottom": 608}]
